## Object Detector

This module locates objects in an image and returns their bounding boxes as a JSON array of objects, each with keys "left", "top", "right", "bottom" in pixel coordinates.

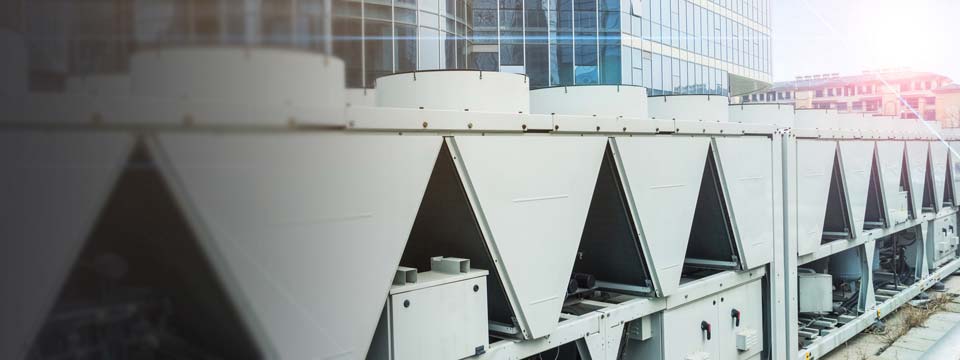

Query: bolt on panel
[
  {"left": 714, "top": 136, "right": 775, "bottom": 270},
  {"left": 449, "top": 135, "right": 606, "bottom": 339},
  {"left": 795, "top": 140, "right": 839, "bottom": 255},
  {"left": 838, "top": 141, "right": 877, "bottom": 235},
  {"left": 612, "top": 136, "right": 711, "bottom": 297}
]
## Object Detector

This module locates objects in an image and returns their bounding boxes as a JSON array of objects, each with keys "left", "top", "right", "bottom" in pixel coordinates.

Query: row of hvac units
[
  {"left": 0, "top": 48, "right": 958, "bottom": 360},
  {"left": 787, "top": 111, "right": 960, "bottom": 359}
]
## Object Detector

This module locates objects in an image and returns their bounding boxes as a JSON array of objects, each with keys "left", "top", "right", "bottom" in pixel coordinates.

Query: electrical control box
[
  {"left": 370, "top": 257, "right": 489, "bottom": 360},
  {"left": 928, "top": 215, "right": 959, "bottom": 269},
  {"left": 663, "top": 279, "right": 763, "bottom": 360}
]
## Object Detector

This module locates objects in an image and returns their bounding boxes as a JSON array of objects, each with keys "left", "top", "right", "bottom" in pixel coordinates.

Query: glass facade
[
  {"left": 335, "top": 0, "right": 473, "bottom": 87},
  {"left": 473, "top": 0, "right": 772, "bottom": 94},
  {"left": 24, "top": 0, "right": 473, "bottom": 89},
  {"left": 23, "top": 0, "right": 768, "bottom": 93}
]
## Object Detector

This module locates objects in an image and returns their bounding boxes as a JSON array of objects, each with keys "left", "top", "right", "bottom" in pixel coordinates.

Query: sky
[{"left": 771, "top": 0, "right": 960, "bottom": 83}]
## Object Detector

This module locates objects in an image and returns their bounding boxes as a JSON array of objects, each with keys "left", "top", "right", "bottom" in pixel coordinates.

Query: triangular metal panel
[
  {"left": 863, "top": 242, "right": 877, "bottom": 311},
  {"left": 714, "top": 136, "right": 774, "bottom": 270},
  {"left": 450, "top": 136, "right": 606, "bottom": 339},
  {"left": 919, "top": 225, "right": 931, "bottom": 277},
  {"left": 905, "top": 141, "right": 930, "bottom": 217},
  {"left": 151, "top": 133, "right": 441, "bottom": 360},
  {"left": 838, "top": 141, "right": 876, "bottom": 235},
  {"left": 795, "top": 140, "right": 837, "bottom": 255},
  {"left": 875, "top": 141, "right": 905, "bottom": 223},
  {"left": 950, "top": 141, "right": 960, "bottom": 205},
  {"left": 613, "top": 136, "right": 711, "bottom": 297},
  {"left": 930, "top": 141, "right": 949, "bottom": 212},
  {"left": 0, "top": 131, "right": 134, "bottom": 360}
]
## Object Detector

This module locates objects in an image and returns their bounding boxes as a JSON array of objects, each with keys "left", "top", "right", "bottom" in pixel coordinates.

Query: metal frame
[{"left": 10, "top": 90, "right": 960, "bottom": 360}]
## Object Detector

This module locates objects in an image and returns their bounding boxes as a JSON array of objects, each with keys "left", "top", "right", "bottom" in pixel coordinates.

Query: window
[
  {"left": 652, "top": 54, "right": 663, "bottom": 93},
  {"left": 419, "top": 27, "right": 441, "bottom": 70},
  {"left": 816, "top": 90, "right": 823, "bottom": 98},
  {"left": 905, "top": 97, "right": 920, "bottom": 108}
]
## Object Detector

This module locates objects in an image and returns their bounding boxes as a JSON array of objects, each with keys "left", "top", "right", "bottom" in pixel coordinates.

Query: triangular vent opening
[
  {"left": 902, "top": 151, "right": 916, "bottom": 219},
  {"left": 28, "top": 145, "right": 261, "bottom": 359},
  {"left": 682, "top": 146, "right": 740, "bottom": 276},
  {"left": 399, "top": 142, "right": 518, "bottom": 334},
  {"left": 922, "top": 153, "right": 937, "bottom": 213},
  {"left": 571, "top": 145, "right": 655, "bottom": 297},
  {"left": 863, "top": 150, "right": 887, "bottom": 230},
  {"left": 943, "top": 157, "right": 955, "bottom": 207},
  {"left": 823, "top": 149, "right": 853, "bottom": 243}
]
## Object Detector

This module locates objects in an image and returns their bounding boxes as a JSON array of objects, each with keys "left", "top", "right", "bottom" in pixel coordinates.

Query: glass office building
[
  {"left": 19, "top": 0, "right": 770, "bottom": 94},
  {"left": 332, "top": 0, "right": 474, "bottom": 87},
  {"left": 472, "top": 0, "right": 772, "bottom": 94},
  {"left": 17, "top": 0, "right": 473, "bottom": 90}
]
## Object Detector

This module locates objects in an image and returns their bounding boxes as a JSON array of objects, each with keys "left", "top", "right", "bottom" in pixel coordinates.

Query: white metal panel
[
  {"left": 529, "top": 85, "right": 647, "bottom": 118},
  {"left": 450, "top": 135, "right": 606, "bottom": 339},
  {"left": 648, "top": 95, "right": 729, "bottom": 122},
  {"left": 728, "top": 104, "right": 795, "bottom": 128},
  {"left": 838, "top": 141, "right": 876, "bottom": 235},
  {"left": 389, "top": 272, "right": 488, "bottom": 360},
  {"left": 717, "top": 280, "right": 764, "bottom": 360},
  {"left": 0, "top": 131, "right": 133, "bottom": 360},
  {"left": 714, "top": 136, "right": 775, "bottom": 269},
  {"left": 906, "top": 141, "right": 930, "bottom": 216},
  {"left": 930, "top": 141, "right": 949, "bottom": 210},
  {"left": 662, "top": 294, "right": 719, "bottom": 360},
  {"left": 614, "top": 137, "right": 711, "bottom": 297},
  {"left": 376, "top": 71, "right": 529, "bottom": 114},
  {"left": 876, "top": 141, "right": 906, "bottom": 223},
  {"left": 795, "top": 140, "right": 837, "bottom": 256},
  {"left": 152, "top": 133, "right": 441, "bottom": 360}
]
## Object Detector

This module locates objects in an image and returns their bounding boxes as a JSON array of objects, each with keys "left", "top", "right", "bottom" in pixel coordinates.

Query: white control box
[
  {"left": 736, "top": 329, "right": 759, "bottom": 351},
  {"left": 370, "top": 258, "right": 488, "bottom": 360}
]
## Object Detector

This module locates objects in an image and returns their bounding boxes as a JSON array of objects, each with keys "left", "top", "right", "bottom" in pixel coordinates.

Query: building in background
[
  {"left": 472, "top": 0, "right": 773, "bottom": 94},
  {"left": 17, "top": 0, "right": 771, "bottom": 95},
  {"left": 738, "top": 69, "right": 955, "bottom": 125},
  {"left": 934, "top": 84, "right": 960, "bottom": 128}
]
